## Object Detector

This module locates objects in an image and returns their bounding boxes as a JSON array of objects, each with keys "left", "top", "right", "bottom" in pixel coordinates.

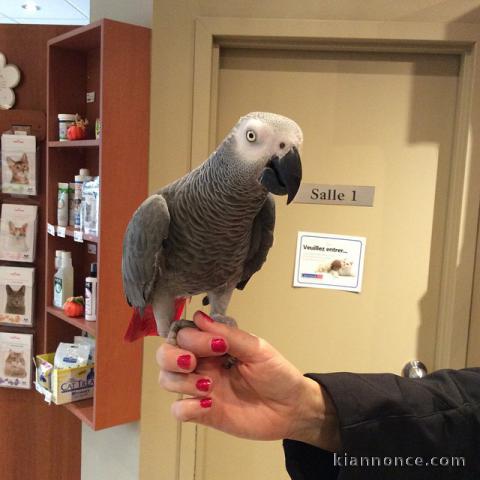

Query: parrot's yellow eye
[{"left": 246, "top": 130, "right": 256, "bottom": 142}]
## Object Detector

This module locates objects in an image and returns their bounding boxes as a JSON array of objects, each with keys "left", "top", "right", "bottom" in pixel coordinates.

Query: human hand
[{"left": 156, "top": 311, "right": 341, "bottom": 451}]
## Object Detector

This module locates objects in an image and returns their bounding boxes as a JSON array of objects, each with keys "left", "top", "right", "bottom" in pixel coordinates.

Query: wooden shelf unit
[
  {"left": 48, "top": 139, "right": 100, "bottom": 148},
  {"left": 45, "top": 19, "right": 150, "bottom": 430}
]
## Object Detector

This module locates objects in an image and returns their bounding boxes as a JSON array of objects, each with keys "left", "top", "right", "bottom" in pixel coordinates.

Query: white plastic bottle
[
  {"left": 74, "top": 168, "right": 92, "bottom": 230},
  {"left": 57, "top": 182, "right": 69, "bottom": 227},
  {"left": 54, "top": 250, "right": 64, "bottom": 269},
  {"left": 53, "top": 251, "right": 74, "bottom": 308},
  {"left": 85, "top": 263, "right": 97, "bottom": 321}
]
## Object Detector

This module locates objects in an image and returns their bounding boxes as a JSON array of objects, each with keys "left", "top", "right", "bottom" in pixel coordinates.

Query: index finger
[{"left": 191, "top": 311, "right": 275, "bottom": 363}]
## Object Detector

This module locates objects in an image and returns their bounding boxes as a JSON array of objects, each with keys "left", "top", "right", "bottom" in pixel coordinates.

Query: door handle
[{"left": 402, "top": 360, "right": 428, "bottom": 378}]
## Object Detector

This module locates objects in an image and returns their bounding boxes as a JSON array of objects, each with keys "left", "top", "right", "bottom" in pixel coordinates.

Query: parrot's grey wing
[
  {"left": 122, "top": 194, "right": 170, "bottom": 309},
  {"left": 237, "top": 194, "right": 275, "bottom": 290}
]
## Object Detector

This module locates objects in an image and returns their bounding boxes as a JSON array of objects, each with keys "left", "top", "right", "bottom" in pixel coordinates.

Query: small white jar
[{"left": 58, "top": 114, "right": 76, "bottom": 141}]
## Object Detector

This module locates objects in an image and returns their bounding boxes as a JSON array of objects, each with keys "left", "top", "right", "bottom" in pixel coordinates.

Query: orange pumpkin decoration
[
  {"left": 63, "top": 296, "right": 85, "bottom": 317},
  {"left": 67, "top": 114, "right": 88, "bottom": 140},
  {"left": 67, "top": 124, "right": 86, "bottom": 140}
]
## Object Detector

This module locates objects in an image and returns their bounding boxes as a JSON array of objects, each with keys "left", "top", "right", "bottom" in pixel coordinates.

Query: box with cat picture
[
  {"left": 0, "top": 204, "right": 38, "bottom": 262},
  {"left": 0, "top": 332, "right": 33, "bottom": 389},
  {"left": 1, "top": 133, "right": 37, "bottom": 195},
  {"left": 0, "top": 266, "right": 35, "bottom": 327}
]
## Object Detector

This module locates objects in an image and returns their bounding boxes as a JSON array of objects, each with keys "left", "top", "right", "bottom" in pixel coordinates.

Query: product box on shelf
[
  {"left": 0, "top": 331, "right": 33, "bottom": 389},
  {"left": 34, "top": 352, "right": 95, "bottom": 405},
  {"left": 0, "top": 203, "right": 38, "bottom": 262},
  {"left": 1, "top": 133, "right": 37, "bottom": 195},
  {"left": 82, "top": 176, "right": 99, "bottom": 236},
  {"left": 0, "top": 266, "right": 35, "bottom": 327}
]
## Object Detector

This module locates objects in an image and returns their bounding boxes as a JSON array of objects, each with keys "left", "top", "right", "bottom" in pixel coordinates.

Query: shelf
[
  {"left": 45, "top": 18, "right": 149, "bottom": 431},
  {"left": 48, "top": 140, "right": 99, "bottom": 148},
  {"left": 63, "top": 398, "right": 94, "bottom": 428},
  {"left": 52, "top": 225, "right": 98, "bottom": 243},
  {"left": 46, "top": 306, "right": 97, "bottom": 336},
  {"left": 64, "top": 225, "right": 98, "bottom": 244}
]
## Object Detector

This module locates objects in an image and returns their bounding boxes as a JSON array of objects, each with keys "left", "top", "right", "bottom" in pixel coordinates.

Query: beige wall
[
  {"left": 81, "top": 423, "right": 140, "bottom": 480},
  {"left": 142, "top": 2, "right": 480, "bottom": 480}
]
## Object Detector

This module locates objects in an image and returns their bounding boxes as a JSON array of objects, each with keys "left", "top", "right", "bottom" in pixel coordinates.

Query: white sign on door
[{"left": 293, "top": 231, "right": 366, "bottom": 292}]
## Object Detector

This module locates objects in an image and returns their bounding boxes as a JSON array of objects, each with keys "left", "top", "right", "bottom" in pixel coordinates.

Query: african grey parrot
[{"left": 122, "top": 112, "right": 303, "bottom": 342}]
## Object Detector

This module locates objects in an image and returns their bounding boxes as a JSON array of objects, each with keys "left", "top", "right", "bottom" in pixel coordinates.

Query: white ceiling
[{"left": 0, "top": 0, "right": 89, "bottom": 25}]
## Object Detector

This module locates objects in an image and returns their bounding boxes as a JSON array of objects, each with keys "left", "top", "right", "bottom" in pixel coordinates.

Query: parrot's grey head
[{"left": 230, "top": 112, "right": 303, "bottom": 204}]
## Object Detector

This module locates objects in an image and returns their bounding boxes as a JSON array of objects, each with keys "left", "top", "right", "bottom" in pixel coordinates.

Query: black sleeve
[{"left": 283, "top": 368, "right": 480, "bottom": 480}]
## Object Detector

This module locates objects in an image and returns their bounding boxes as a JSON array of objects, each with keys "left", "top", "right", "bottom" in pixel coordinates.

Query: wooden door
[{"left": 192, "top": 46, "right": 463, "bottom": 480}]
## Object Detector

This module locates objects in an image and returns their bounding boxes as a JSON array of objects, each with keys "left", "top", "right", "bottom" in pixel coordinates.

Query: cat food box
[
  {"left": 0, "top": 266, "right": 35, "bottom": 327},
  {"left": 34, "top": 352, "right": 94, "bottom": 405},
  {"left": 0, "top": 332, "right": 33, "bottom": 390},
  {"left": 0, "top": 203, "right": 38, "bottom": 262},
  {"left": 1, "top": 133, "right": 37, "bottom": 195}
]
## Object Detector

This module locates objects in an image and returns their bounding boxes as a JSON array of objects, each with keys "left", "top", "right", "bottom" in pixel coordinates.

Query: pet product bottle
[
  {"left": 54, "top": 250, "right": 64, "bottom": 269},
  {"left": 53, "top": 251, "right": 73, "bottom": 308},
  {"left": 68, "top": 182, "right": 76, "bottom": 226},
  {"left": 74, "top": 169, "right": 91, "bottom": 230},
  {"left": 57, "top": 114, "right": 76, "bottom": 141},
  {"left": 57, "top": 182, "right": 69, "bottom": 227},
  {"left": 85, "top": 263, "right": 97, "bottom": 321}
]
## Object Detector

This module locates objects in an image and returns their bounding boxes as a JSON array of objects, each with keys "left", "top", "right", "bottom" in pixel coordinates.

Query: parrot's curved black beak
[{"left": 259, "top": 147, "right": 302, "bottom": 204}]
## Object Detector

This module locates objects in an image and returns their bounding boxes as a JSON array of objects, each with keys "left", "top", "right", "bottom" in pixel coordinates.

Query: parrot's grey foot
[
  {"left": 166, "top": 320, "right": 198, "bottom": 345},
  {"left": 210, "top": 314, "right": 238, "bottom": 328},
  {"left": 223, "top": 355, "right": 238, "bottom": 369}
]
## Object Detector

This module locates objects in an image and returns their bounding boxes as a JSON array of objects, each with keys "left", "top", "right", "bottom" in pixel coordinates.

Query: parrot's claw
[
  {"left": 166, "top": 319, "right": 198, "bottom": 345},
  {"left": 210, "top": 314, "right": 238, "bottom": 328}
]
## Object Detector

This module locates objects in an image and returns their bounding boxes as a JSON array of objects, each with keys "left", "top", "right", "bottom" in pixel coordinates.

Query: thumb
[{"left": 192, "top": 310, "right": 271, "bottom": 363}]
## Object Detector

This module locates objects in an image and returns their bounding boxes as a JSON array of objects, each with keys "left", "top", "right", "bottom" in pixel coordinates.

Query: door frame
[{"left": 190, "top": 17, "right": 480, "bottom": 372}]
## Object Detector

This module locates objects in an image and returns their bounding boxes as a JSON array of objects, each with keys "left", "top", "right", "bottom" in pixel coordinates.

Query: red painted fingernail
[
  {"left": 211, "top": 338, "right": 227, "bottom": 353},
  {"left": 177, "top": 354, "right": 191, "bottom": 370},
  {"left": 196, "top": 378, "right": 211, "bottom": 392},
  {"left": 200, "top": 398, "right": 212, "bottom": 408},
  {"left": 199, "top": 311, "right": 214, "bottom": 322}
]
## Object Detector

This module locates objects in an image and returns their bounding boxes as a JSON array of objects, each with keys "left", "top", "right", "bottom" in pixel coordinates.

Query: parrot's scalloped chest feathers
[{"left": 159, "top": 142, "right": 267, "bottom": 295}]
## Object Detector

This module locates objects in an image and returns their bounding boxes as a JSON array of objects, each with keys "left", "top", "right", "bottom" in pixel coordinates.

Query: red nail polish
[
  {"left": 199, "top": 311, "right": 214, "bottom": 322},
  {"left": 196, "top": 378, "right": 211, "bottom": 392},
  {"left": 177, "top": 354, "right": 191, "bottom": 370},
  {"left": 200, "top": 398, "right": 212, "bottom": 408},
  {"left": 211, "top": 338, "right": 227, "bottom": 353}
]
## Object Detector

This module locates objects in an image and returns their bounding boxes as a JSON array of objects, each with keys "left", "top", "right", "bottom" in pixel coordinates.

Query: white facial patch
[{"left": 233, "top": 115, "right": 303, "bottom": 165}]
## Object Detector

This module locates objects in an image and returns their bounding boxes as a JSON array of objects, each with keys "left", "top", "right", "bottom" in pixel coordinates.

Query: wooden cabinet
[{"left": 45, "top": 19, "right": 150, "bottom": 430}]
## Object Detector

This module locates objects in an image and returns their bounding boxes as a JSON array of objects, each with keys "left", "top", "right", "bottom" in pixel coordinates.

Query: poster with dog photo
[
  {"left": 293, "top": 231, "right": 366, "bottom": 292},
  {"left": 0, "top": 266, "right": 35, "bottom": 327},
  {"left": 1, "top": 133, "right": 37, "bottom": 195},
  {"left": 0, "top": 332, "right": 33, "bottom": 389},
  {"left": 0, "top": 203, "right": 38, "bottom": 262}
]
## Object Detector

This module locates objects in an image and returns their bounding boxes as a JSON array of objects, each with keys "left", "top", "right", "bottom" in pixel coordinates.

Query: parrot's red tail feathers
[
  {"left": 124, "top": 305, "right": 158, "bottom": 342},
  {"left": 174, "top": 297, "right": 189, "bottom": 321}
]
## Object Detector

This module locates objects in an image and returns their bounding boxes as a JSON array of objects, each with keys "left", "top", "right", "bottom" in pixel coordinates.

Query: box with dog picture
[
  {"left": 1, "top": 133, "right": 37, "bottom": 196},
  {"left": 0, "top": 332, "right": 33, "bottom": 390},
  {"left": 0, "top": 266, "right": 35, "bottom": 327},
  {"left": 0, "top": 204, "right": 38, "bottom": 262}
]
